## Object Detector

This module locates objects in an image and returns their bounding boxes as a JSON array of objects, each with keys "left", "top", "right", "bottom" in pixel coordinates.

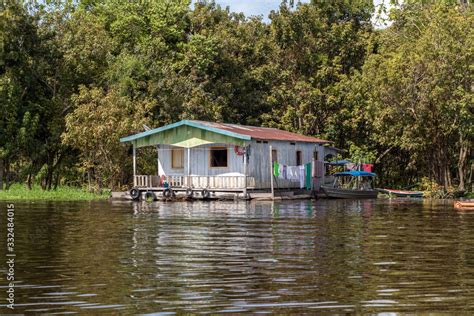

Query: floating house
[{"left": 120, "top": 120, "right": 340, "bottom": 199}]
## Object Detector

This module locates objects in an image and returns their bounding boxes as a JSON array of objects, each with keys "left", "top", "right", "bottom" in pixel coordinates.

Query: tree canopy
[{"left": 0, "top": 0, "right": 472, "bottom": 192}]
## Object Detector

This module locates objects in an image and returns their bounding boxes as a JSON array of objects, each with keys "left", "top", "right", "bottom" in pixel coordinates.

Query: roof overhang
[{"left": 120, "top": 120, "right": 251, "bottom": 148}]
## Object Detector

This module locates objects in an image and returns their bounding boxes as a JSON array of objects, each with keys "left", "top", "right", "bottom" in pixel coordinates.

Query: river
[{"left": 0, "top": 199, "right": 473, "bottom": 314}]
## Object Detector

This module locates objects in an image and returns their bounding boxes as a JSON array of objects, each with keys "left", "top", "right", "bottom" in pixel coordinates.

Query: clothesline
[{"left": 272, "top": 161, "right": 312, "bottom": 190}]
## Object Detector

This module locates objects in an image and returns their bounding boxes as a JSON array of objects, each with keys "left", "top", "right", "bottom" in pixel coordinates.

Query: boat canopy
[
  {"left": 327, "top": 159, "right": 352, "bottom": 165},
  {"left": 333, "top": 171, "right": 376, "bottom": 177}
]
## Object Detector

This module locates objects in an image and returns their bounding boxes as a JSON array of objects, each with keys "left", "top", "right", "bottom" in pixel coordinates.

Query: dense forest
[{"left": 0, "top": 0, "right": 472, "bottom": 194}]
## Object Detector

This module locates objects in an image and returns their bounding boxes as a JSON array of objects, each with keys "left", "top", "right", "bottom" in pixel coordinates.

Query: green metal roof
[{"left": 120, "top": 120, "right": 251, "bottom": 143}]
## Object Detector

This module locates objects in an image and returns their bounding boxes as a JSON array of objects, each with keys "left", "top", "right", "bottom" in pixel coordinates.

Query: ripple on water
[{"left": 0, "top": 199, "right": 473, "bottom": 314}]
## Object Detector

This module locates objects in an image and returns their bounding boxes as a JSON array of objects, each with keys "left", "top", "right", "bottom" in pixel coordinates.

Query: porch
[{"left": 133, "top": 174, "right": 256, "bottom": 191}]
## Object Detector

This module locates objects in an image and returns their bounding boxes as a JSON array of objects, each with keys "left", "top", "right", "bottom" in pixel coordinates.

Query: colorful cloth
[
  {"left": 363, "top": 164, "right": 374, "bottom": 172},
  {"left": 299, "top": 165, "right": 305, "bottom": 188},
  {"left": 273, "top": 161, "right": 279, "bottom": 177},
  {"left": 278, "top": 164, "right": 285, "bottom": 179},
  {"left": 305, "top": 163, "right": 312, "bottom": 190}
]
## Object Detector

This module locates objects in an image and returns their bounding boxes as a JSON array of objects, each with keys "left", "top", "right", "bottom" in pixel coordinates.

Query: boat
[
  {"left": 454, "top": 201, "right": 474, "bottom": 211},
  {"left": 377, "top": 188, "right": 424, "bottom": 198},
  {"left": 321, "top": 171, "right": 378, "bottom": 199}
]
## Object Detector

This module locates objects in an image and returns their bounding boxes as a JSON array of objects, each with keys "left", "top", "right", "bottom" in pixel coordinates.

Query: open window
[
  {"left": 171, "top": 148, "right": 184, "bottom": 169},
  {"left": 271, "top": 149, "right": 278, "bottom": 163},
  {"left": 296, "top": 150, "right": 302, "bottom": 165},
  {"left": 210, "top": 147, "right": 228, "bottom": 168},
  {"left": 313, "top": 150, "right": 319, "bottom": 161}
]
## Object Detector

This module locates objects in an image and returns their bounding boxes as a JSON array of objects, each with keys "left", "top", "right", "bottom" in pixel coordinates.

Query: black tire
[
  {"left": 130, "top": 188, "right": 140, "bottom": 201},
  {"left": 186, "top": 188, "right": 193, "bottom": 198},
  {"left": 201, "top": 189, "right": 210, "bottom": 199},
  {"left": 144, "top": 191, "right": 156, "bottom": 202},
  {"left": 163, "top": 188, "right": 173, "bottom": 199}
]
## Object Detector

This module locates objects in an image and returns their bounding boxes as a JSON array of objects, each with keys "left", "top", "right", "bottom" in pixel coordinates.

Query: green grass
[
  {"left": 0, "top": 184, "right": 110, "bottom": 201},
  {"left": 465, "top": 192, "right": 474, "bottom": 199}
]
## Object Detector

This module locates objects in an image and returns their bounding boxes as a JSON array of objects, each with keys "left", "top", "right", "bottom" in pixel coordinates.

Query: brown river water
[{"left": 0, "top": 199, "right": 473, "bottom": 314}]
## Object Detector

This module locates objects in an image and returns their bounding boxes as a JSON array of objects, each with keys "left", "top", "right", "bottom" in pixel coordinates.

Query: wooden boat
[
  {"left": 378, "top": 188, "right": 423, "bottom": 198},
  {"left": 454, "top": 201, "right": 474, "bottom": 211},
  {"left": 321, "top": 171, "right": 378, "bottom": 199}
]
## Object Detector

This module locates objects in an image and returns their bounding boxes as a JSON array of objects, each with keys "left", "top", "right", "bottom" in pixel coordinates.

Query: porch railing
[{"left": 133, "top": 175, "right": 255, "bottom": 190}]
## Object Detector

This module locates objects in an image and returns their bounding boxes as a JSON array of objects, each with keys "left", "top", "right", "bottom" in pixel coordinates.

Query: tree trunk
[
  {"left": 5, "top": 160, "right": 10, "bottom": 190},
  {"left": 26, "top": 170, "right": 32, "bottom": 190},
  {"left": 0, "top": 158, "right": 3, "bottom": 191},
  {"left": 87, "top": 168, "right": 93, "bottom": 193},
  {"left": 97, "top": 175, "right": 103, "bottom": 194},
  {"left": 54, "top": 168, "right": 60, "bottom": 190},
  {"left": 457, "top": 143, "right": 468, "bottom": 191}
]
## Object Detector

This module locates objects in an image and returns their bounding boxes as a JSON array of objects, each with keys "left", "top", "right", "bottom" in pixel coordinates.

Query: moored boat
[
  {"left": 454, "top": 201, "right": 474, "bottom": 211},
  {"left": 377, "top": 188, "right": 423, "bottom": 198},
  {"left": 321, "top": 171, "right": 378, "bottom": 199}
]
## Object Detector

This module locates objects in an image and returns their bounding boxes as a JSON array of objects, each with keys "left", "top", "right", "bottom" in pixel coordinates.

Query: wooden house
[{"left": 120, "top": 120, "right": 340, "bottom": 199}]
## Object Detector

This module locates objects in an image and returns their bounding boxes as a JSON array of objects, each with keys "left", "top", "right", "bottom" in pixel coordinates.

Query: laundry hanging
[
  {"left": 299, "top": 165, "right": 305, "bottom": 189},
  {"left": 305, "top": 163, "right": 312, "bottom": 190},
  {"left": 273, "top": 161, "right": 279, "bottom": 177}
]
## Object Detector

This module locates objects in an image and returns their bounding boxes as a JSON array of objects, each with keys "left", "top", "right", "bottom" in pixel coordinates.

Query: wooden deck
[{"left": 133, "top": 175, "right": 256, "bottom": 191}]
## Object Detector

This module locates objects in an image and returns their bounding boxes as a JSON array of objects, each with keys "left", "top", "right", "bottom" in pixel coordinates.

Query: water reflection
[{"left": 0, "top": 199, "right": 473, "bottom": 313}]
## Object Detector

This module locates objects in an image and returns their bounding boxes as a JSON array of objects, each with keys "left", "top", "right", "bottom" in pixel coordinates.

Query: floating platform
[{"left": 111, "top": 189, "right": 316, "bottom": 201}]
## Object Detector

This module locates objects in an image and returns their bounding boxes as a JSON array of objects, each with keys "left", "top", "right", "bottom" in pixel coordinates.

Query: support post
[
  {"left": 269, "top": 145, "right": 274, "bottom": 199},
  {"left": 156, "top": 145, "right": 160, "bottom": 176},
  {"left": 243, "top": 148, "right": 248, "bottom": 198},
  {"left": 132, "top": 143, "right": 137, "bottom": 187},
  {"left": 187, "top": 147, "right": 191, "bottom": 187}
]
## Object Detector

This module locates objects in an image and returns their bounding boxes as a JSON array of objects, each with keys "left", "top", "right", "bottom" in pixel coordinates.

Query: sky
[{"left": 204, "top": 0, "right": 390, "bottom": 26}]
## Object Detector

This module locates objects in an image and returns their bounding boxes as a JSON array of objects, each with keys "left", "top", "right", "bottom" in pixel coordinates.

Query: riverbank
[{"left": 0, "top": 184, "right": 110, "bottom": 201}]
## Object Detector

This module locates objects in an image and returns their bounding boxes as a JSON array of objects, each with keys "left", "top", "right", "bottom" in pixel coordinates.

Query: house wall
[
  {"left": 157, "top": 141, "right": 330, "bottom": 190},
  {"left": 158, "top": 143, "right": 245, "bottom": 177},
  {"left": 247, "top": 140, "right": 326, "bottom": 189}
]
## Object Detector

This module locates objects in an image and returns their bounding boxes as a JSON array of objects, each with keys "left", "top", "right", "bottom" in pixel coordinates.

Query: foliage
[
  {"left": 0, "top": 183, "right": 109, "bottom": 200},
  {"left": 0, "top": 0, "right": 472, "bottom": 193}
]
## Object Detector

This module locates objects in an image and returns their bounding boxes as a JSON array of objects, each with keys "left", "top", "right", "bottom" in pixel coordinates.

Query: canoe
[
  {"left": 378, "top": 188, "right": 423, "bottom": 198},
  {"left": 321, "top": 186, "right": 378, "bottom": 199},
  {"left": 454, "top": 201, "right": 474, "bottom": 211}
]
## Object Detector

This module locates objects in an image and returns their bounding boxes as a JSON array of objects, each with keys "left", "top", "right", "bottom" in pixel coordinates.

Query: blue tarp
[
  {"left": 327, "top": 160, "right": 352, "bottom": 165},
  {"left": 333, "top": 171, "right": 376, "bottom": 177}
]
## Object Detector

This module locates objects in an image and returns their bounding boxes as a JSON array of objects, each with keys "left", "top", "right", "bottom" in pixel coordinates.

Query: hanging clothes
[
  {"left": 363, "top": 164, "right": 374, "bottom": 172},
  {"left": 288, "top": 166, "right": 299, "bottom": 181},
  {"left": 305, "top": 163, "right": 312, "bottom": 190},
  {"left": 278, "top": 164, "right": 285, "bottom": 179},
  {"left": 346, "top": 163, "right": 355, "bottom": 171},
  {"left": 299, "top": 165, "right": 305, "bottom": 188},
  {"left": 273, "top": 161, "right": 279, "bottom": 177}
]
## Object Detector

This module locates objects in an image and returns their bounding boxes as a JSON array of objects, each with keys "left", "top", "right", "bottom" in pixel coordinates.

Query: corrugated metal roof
[
  {"left": 120, "top": 120, "right": 331, "bottom": 144},
  {"left": 188, "top": 120, "right": 330, "bottom": 144}
]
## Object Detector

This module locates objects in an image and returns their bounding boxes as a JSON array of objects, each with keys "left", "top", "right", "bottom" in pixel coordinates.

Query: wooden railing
[{"left": 133, "top": 175, "right": 255, "bottom": 189}]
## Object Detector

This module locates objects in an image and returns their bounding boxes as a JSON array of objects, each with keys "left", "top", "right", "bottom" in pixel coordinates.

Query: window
[
  {"left": 210, "top": 147, "right": 228, "bottom": 168},
  {"left": 171, "top": 148, "right": 184, "bottom": 169},
  {"left": 313, "top": 150, "right": 319, "bottom": 161},
  {"left": 296, "top": 150, "right": 302, "bottom": 165},
  {"left": 271, "top": 149, "right": 278, "bottom": 163}
]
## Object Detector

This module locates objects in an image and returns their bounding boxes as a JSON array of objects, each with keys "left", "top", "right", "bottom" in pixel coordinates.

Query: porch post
[
  {"left": 132, "top": 142, "right": 137, "bottom": 186},
  {"left": 269, "top": 145, "right": 274, "bottom": 199},
  {"left": 243, "top": 147, "right": 248, "bottom": 198},
  {"left": 187, "top": 147, "right": 191, "bottom": 187},
  {"left": 156, "top": 145, "right": 160, "bottom": 176}
]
